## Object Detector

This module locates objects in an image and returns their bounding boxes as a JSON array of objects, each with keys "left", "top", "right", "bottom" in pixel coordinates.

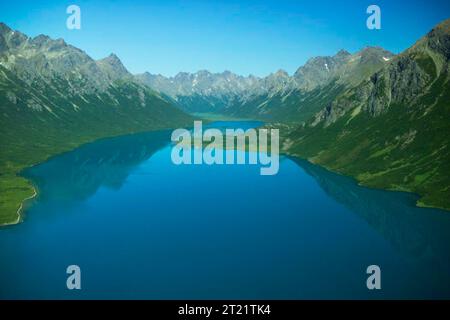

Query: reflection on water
[
  {"left": 1, "top": 122, "right": 449, "bottom": 299},
  {"left": 22, "top": 121, "right": 263, "bottom": 204},
  {"left": 24, "top": 130, "right": 450, "bottom": 268},
  {"left": 295, "top": 158, "right": 450, "bottom": 266},
  {"left": 23, "top": 130, "right": 170, "bottom": 203}
]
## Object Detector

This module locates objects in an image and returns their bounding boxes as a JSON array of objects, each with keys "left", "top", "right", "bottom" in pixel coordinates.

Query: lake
[{"left": 0, "top": 121, "right": 449, "bottom": 299}]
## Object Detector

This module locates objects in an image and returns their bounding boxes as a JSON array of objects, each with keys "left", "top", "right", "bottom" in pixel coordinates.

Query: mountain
[
  {"left": 293, "top": 49, "right": 353, "bottom": 90},
  {"left": 0, "top": 22, "right": 192, "bottom": 225},
  {"left": 222, "top": 47, "right": 394, "bottom": 122},
  {"left": 136, "top": 68, "right": 304, "bottom": 115},
  {"left": 96, "top": 53, "right": 132, "bottom": 81},
  {"left": 136, "top": 70, "right": 263, "bottom": 113},
  {"left": 1, "top": 18, "right": 449, "bottom": 225},
  {"left": 293, "top": 47, "right": 394, "bottom": 89},
  {"left": 285, "top": 18, "right": 450, "bottom": 210},
  {"left": 138, "top": 47, "right": 394, "bottom": 122}
]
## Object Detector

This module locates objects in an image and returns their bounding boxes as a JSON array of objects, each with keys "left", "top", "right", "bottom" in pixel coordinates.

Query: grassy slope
[
  {"left": 0, "top": 66, "right": 192, "bottom": 225},
  {"left": 287, "top": 70, "right": 450, "bottom": 210}
]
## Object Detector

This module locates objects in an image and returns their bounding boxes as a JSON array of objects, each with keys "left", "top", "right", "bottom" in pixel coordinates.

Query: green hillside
[
  {"left": 285, "top": 19, "right": 450, "bottom": 210},
  {"left": 0, "top": 65, "right": 191, "bottom": 225}
]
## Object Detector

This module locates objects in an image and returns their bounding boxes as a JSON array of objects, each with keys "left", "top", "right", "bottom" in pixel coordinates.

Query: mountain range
[
  {"left": 0, "top": 18, "right": 449, "bottom": 225},
  {"left": 136, "top": 46, "right": 394, "bottom": 121},
  {"left": 286, "top": 18, "right": 450, "bottom": 210},
  {"left": 0, "top": 22, "right": 192, "bottom": 225}
]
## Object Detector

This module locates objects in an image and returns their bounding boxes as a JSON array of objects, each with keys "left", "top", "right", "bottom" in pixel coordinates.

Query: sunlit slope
[
  {"left": 286, "top": 19, "right": 450, "bottom": 210},
  {"left": 0, "top": 23, "right": 192, "bottom": 225}
]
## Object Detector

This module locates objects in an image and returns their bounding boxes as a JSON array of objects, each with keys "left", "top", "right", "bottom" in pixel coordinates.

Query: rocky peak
[
  {"left": 0, "top": 22, "right": 12, "bottom": 34},
  {"left": 424, "top": 18, "right": 450, "bottom": 59},
  {"left": 0, "top": 23, "right": 28, "bottom": 52},
  {"left": 174, "top": 72, "right": 191, "bottom": 81},
  {"left": 333, "top": 49, "right": 352, "bottom": 64},
  {"left": 273, "top": 69, "right": 289, "bottom": 78},
  {"left": 293, "top": 50, "right": 350, "bottom": 90},
  {"left": 30, "top": 34, "right": 51, "bottom": 47},
  {"left": 96, "top": 53, "right": 131, "bottom": 80},
  {"left": 357, "top": 46, "right": 394, "bottom": 60},
  {"left": 103, "top": 53, "right": 121, "bottom": 64},
  {"left": 335, "top": 49, "right": 351, "bottom": 57},
  {"left": 196, "top": 70, "right": 212, "bottom": 78},
  {"left": 430, "top": 18, "right": 450, "bottom": 36}
]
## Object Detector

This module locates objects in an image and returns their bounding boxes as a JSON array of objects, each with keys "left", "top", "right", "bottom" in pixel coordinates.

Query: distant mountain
[
  {"left": 1, "top": 17, "right": 449, "bottom": 225},
  {"left": 286, "top": 18, "right": 450, "bottom": 210},
  {"left": 136, "top": 68, "right": 307, "bottom": 115},
  {"left": 294, "top": 47, "right": 394, "bottom": 89},
  {"left": 293, "top": 49, "right": 353, "bottom": 90},
  {"left": 0, "top": 22, "right": 192, "bottom": 225},
  {"left": 96, "top": 53, "right": 132, "bottom": 81},
  {"left": 135, "top": 70, "right": 263, "bottom": 113},
  {"left": 137, "top": 47, "right": 394, "bottom": 121},
  {"left": 224, "top": 47, "right": 394, "bottom": 121}
]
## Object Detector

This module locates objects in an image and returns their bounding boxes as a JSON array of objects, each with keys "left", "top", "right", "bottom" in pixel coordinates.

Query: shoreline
[
  {"left": 1, "top": 119, "right": 448, "bottom": 228},
  {"left": 0, "top": 121, "right": 197, "bottom": 228},
  {"left": 284, "top": 150, "right": 450, "bottom": 213},
  {"left": 0, "top": 186, "right": 38, "bottom": 227}
]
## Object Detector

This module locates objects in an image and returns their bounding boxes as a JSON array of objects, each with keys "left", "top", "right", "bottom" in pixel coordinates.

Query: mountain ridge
[
  {"left": 286, "top": 18, "right": 450, "bottom": 210},
  {"left": 1, "top": 18, "right": 449, "bottom": 226},
  {"left": 136, "top": 45, "right": 394, "bottom": 120},
  {"left": 0, "top": 22, "right": 192, "bottom": 225}
]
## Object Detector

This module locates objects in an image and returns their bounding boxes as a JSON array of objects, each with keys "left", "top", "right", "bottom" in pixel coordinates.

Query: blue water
[{"left": 1, "top": 121, "right": 449, "bottom": 299}]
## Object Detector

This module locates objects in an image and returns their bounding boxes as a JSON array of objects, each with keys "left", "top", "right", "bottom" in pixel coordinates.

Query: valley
[
  {"left": 0, "top": 22, "right": 193, "bottom": 225},
  {"left": 1, "top": 18, "right": 450, "bottom": 225},
  {"left": 137, "top": 19, "right": 450, "bottom": 211}
]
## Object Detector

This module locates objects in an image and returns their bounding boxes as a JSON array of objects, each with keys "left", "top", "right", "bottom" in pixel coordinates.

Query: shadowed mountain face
[{"left": 294, "top": 158, "right": 450, "bottom": 264}]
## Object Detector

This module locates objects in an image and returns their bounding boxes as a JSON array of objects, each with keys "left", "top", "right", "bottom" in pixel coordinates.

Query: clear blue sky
[{"left": 1, "top": 0, "right": 449, "bottom": 76}]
